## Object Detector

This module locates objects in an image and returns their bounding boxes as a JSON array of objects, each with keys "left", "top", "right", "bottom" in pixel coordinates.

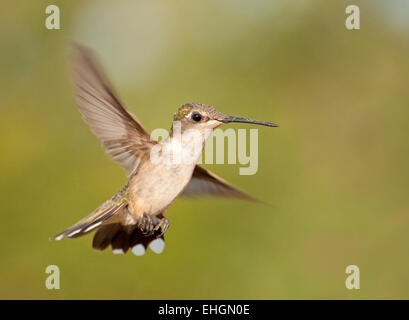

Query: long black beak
[{"left": 218, "top": 116, "right": 278, "bottom": 127}]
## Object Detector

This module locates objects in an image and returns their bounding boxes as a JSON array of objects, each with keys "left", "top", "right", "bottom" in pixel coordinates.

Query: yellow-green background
[{"left": 1, "top": 0, "right": 409, "bottom": 299}]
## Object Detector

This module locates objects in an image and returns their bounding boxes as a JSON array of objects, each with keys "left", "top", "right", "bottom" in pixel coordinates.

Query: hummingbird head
[{"left": 172, "top": 103, "right": 278, "bottom": 132}]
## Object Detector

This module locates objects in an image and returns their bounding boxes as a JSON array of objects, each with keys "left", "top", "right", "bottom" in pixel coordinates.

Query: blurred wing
[
  {"left": 71, "top": 44, "right": 155, "bottom": 174},
  {"left": 181, "top": 165, "right": 260, "bottom": 202}
]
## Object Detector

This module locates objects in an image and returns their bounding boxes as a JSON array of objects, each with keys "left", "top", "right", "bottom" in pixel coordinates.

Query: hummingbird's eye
[{"left": 191, "top": 112, "right": 202, "bottom": 122}]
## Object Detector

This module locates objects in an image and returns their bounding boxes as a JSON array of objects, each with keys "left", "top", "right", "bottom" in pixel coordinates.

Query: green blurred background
[{"left": 1, "top": 0, "right": 409, "bottom": 299}]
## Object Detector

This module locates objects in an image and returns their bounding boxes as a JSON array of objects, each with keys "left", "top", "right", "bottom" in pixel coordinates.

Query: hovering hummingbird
[{"left": 52, "top": 45, "right": 278, "bottom": 256}]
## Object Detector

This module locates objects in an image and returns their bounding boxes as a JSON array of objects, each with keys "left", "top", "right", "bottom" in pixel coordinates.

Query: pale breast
[
  {"left": 129, "top": 161, "right": 195, "bottom": 215},
  {"left": 128, "top": 133, "right": 204, "bottom": 215}
]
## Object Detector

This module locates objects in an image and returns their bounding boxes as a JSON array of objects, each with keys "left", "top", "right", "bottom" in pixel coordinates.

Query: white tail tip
[
  {"left": 149, "top": 238, "right": 165, "bottom": 254},
  {"left": 131, "top": 244, "right": 146, "bottom": 256}
]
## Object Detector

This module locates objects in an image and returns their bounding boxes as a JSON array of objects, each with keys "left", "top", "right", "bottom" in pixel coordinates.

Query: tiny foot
[
  {"left": 154, "top": 217, "right": 170, "bottom": 237},
  {"left": 137, "top": 213, "right": 156, "bottom": 236}
]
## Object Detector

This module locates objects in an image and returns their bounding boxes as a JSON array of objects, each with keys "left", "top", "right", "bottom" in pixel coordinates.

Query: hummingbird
[{"left": 52, "top": 44, "right": 278, "bottom": 256}]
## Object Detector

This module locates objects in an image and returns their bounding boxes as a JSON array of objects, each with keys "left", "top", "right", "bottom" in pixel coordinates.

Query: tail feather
[
  {"left": 51, "top": 195, "right": 127, "bottom": 240},
  {"left": 111, "top": 227, "right": 132, "bottom": 252},
  {"left": 93, "top": 223, "right": 165, "bottom": 255},
  {"left": 92, "top": 224, "right": 122, "bottom": 250}
]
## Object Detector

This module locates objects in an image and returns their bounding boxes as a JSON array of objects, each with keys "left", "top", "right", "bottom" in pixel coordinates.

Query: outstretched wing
[
  {"left": 71, "top": 43, "right": 155, "bottom": 174},
  {"left": 181, "top": 165, "right": 261, "bottom": 202}
]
